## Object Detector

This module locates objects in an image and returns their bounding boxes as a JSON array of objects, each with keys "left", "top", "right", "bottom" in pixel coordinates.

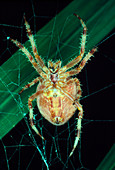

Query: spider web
[{"left": 0, "top": 1, "right": 115, "bottom": 170}]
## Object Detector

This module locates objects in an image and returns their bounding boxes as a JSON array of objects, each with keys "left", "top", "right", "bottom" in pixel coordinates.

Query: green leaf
[{"left": 96, "top": 144, "right": 115, "bottom": 170}]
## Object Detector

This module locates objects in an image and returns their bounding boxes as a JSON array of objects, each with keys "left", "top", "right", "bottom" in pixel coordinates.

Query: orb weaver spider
[{"left": 10, "top": 13, "right": 97, "bottom": 157}]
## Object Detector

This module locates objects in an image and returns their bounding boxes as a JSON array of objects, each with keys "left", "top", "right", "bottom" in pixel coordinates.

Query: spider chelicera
[{"left": 10, "top": 14, "right": 97, "bottom": 156}]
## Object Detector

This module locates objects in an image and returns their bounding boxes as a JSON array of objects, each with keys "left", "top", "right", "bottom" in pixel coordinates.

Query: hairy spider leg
[
  {"left": 28, "top": 89, "right": 45, "bottom": 140},
  {"left": 10, "top": 38, "right": 46, "bottom": 78},
  {"left": 24, "top": 15, "right": 49, "bottom": 74},
  {"left": 69, "top": 101, "right": 83, "bottom": 157},
  {"left": 66, "top": 47, "right": 97, "bottom": 76},
  {"left": 74, "top": 13, "right": 87, "bottom": 57},
  {"left": 19, "top": 77, "right": 43, "bottom": 94},
  {"left": 61, "top": 13, "right": 87, "bottom": 72}
]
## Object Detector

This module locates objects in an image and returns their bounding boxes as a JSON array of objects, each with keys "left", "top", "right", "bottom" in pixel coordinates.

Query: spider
[{"left": 10, "top": 14, "right": 97, "bottom": 157}]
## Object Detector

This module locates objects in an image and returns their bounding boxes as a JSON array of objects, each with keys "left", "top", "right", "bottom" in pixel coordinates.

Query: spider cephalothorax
[{"left": 10, "top": 14, "right": 97, "bottom": 156}]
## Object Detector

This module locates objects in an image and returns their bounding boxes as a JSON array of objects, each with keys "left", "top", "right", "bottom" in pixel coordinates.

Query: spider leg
[
  {"left": 19, "top": 77, "right": 43, "bottom": 94},
  {"left": 74, "top": 13, "right": 87, "bottom": 57},
  {"left": 10, "top": 38, "right": 46, "bottom": 78},
  {"left": 60, "top": 14, "right": 87, "bottom": 73},
  {"left": 66, "top": 47, "right": 97, "bottom": 77},
  {"left": 24, "top": 16, "right": 49, "bottom": 74},
  {"left": 69, "top": 101, "right": 83, "bottom": 157},
  {"left": 28, "top": 89, "right": 45, "bottom": 140}
]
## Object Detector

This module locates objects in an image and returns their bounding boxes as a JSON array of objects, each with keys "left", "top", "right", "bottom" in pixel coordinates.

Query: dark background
[{"left": 0, "top": 0, "right": 114, "bottom": 170}]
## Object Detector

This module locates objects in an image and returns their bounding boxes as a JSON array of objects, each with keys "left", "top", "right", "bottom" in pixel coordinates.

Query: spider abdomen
[{"left": 37, "top": 82, "right": 77, "bottom": 126}]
